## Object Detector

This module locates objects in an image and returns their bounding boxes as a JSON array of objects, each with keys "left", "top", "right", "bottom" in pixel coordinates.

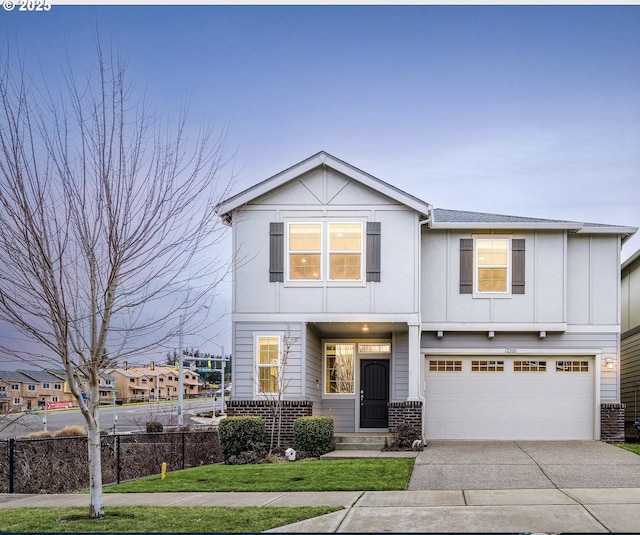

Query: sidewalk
[{"left": 3, "top": 487, "right": 640, "bottom": 532}]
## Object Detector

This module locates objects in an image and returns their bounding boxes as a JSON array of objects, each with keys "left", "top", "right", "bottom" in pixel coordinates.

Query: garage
[{"left": 424, "top": 356, "right": 595, "bottom": 440}]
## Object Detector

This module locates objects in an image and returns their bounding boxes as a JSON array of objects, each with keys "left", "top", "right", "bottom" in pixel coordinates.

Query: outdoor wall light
[
  {"left": 605, "top": 358, "right": 614, "bottom": 370},
  {"left": 362, "top": 323, "right": 369, "bottom": 332},
  {"left": 487, "top": 331, "right": 495, "bottom": 339},
  {"left": 436, "top": 331, "right": 444, "bottom": 339}
]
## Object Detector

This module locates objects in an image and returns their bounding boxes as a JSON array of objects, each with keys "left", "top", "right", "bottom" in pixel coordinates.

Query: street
[{"left": 0, "top": 397, "right": 222, "bottom": 439}]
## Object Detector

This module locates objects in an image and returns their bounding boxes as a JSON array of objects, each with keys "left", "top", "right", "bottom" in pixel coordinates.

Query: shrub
[
  {"left": 18, "top": 430, "right": 52, "bottom": 439},
  {"left": 218, "top": 416, "right": 266, "bottom": 463},
  {"left": 146, "top": 420, "right": 164, "bottom": 433},
  {"left": 53, "top": 425, "right": 86, "bottom": 437},
  {"left": 294, "top": 416, "right": 334, "bottom": 457},
  {"left": 386, "top": 423, "right": 423, "bottom": 450}
]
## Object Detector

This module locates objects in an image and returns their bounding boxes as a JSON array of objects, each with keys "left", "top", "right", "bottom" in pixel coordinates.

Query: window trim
[
  {"left": 284, "top": 220, "right": 366, "bottom": 287},
  {"left": 473, "top": 235, "right": 512, "bottom": 298},
  {"left": 323, "top": 342, "right": 356, "bottom": 398},
  {"left": 254, "top": 333, "right": 283, "bottom": 396}
]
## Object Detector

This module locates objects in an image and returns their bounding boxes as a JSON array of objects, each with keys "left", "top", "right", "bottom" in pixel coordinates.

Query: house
[
  {"left": 216, "top": 151, "right": 637, "bottom": 442},
  {"left": 621, "top": 249, "right": 640, "bottom": 436},
  {"left": 17, "top": 369, "right": 72, "bottom": 409},
  {"left": 0, "top": 371, "right": 38, "bottom": 412},
  {"left": 107, "top": 366, "right": 152, "bottom": 403}
]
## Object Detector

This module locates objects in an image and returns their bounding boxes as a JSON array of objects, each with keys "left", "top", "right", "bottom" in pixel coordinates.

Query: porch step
[{"left": 333, "top": 433, "right": 392, "bottom": 451}]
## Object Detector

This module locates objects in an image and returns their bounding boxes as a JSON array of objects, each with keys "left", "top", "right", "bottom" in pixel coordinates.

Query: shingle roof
[
  {"left": 17, "top": 369, "right": 64, "bottom": 383},
  {"left": 0, "top": 370, "right": 37, "bottom": 383},
  {"left": 433, "top": 208, "right": 576, "bottom": 225}
]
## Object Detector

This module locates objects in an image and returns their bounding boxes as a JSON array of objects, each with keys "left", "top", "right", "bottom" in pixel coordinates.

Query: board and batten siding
[
  {"left": 422, "top": 330, "right": 620, "bottom": 402},
  {"left": 421, "top": 230, "right": 566, "bottom": 325},
  {"left": 232, "top": 322, "right": 305, "bottom": 400},
  {"left": 392, "top": 331, "right": 409, "bottom": 401},
  {"left": 621, "top": 329, "right": 640, "bottom": 422}
]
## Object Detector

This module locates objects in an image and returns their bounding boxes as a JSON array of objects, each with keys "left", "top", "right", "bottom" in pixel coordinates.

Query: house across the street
[{"left": 216, "top": 151, "right": 637, "bottom": 442}]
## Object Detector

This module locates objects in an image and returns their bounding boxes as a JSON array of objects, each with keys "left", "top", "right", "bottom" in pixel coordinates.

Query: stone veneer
[
  {"left": 225, "top": 400, "right": 313, "bottom": 447},
  {"left": 601, "top": 403, "right": 625, "bottom": 443}
]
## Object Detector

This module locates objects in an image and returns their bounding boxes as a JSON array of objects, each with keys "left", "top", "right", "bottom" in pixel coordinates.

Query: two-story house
[{"left": 216, "top": 152, "right": 636, "bottom": 442}]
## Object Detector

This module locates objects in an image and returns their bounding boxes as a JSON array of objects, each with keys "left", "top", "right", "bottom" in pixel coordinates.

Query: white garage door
[{"left": 424, "top": 357, "right": 595, "bottom": 440}]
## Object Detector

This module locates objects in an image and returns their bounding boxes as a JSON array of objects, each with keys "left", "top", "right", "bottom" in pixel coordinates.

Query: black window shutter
[
  {"left": 512, "top": 239, "right": 525, "bottom": 294},
  {"left": 366, "top": 222, "right": 381, "bottom": 282},
  {"left": 460, "top": 239, "right": 473, "bottom": 294},
  {"left": 269, "top": 222, "right": 284, "bottom": 282}
]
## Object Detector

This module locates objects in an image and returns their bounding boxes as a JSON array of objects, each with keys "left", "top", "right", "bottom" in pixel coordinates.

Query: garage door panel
[{"left": 425, "top": 357, "right": 594, "bottom": 440}]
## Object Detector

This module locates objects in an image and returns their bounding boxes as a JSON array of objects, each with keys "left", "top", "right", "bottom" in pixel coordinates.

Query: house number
[{"left": 504, "top": 348, "right": 517, "bottom": 354}]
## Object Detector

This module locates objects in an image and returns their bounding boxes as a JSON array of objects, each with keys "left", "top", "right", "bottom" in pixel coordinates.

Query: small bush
[
  {"left": 18, "top": 430, "right": 52, "bottom": 439},
  {"left": 227, "top": 440, "right": 267, "bottom": 465},
  {"left": 386, "top": 423, "right": 423, "bottom": 451},
  {"left": 218, "top": 416, "right": 266, "bottom": 463},
  {"left": 146, "top": 420, "right": 164, "bottom": 433},
  {"left": 294, "top": 416, "right": 334, "bottom": 457},
  {"left": 53, "top": 425, "right": 86, "bottom": 437}
]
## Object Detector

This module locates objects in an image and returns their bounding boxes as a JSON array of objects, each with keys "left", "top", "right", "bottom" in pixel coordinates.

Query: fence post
[
  {"left": 8, "top": 438, "right": 15, "bottom": 493},
  {"left": 181, "top": 431, "right": 186, "bottom": 470},
  {"left": 116, "top": 434, "right": 121, "bottom": 485}
]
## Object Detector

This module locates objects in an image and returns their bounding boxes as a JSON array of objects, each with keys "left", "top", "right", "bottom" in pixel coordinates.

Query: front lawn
[
  {"left": 0, "top": 506, "right": 340, "bottom": 533},
  {"left": 105, "top": 458, "right": 415, "bottom": 492},
  {"left": 617, "top": 444, "right": 640, "bottom": 455}
]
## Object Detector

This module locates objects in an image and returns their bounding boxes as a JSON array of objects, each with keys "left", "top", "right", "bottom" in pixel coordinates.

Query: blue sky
[{"left": 2, "top": 4, "right": 639, "bottom": 363}]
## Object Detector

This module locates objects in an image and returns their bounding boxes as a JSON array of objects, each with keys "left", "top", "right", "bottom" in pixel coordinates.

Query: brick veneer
[
  {"left": 601, "top": 403, "right": 625, "bottom": 443},
  {"left": 226, "top": 400, "right": 313, "bottom": 447},
  {"left": 388, "top": 401, "right": 423, "bottom": 437}
]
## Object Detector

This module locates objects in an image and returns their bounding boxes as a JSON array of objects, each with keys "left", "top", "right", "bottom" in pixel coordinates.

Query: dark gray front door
[{"left": 360, "top": 359, "right": 389, "bottom": 428}]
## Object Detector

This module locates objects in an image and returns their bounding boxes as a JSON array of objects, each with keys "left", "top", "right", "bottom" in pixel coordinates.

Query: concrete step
[{"left": 334, "top": 433, "right": 392, "bottom": 451}]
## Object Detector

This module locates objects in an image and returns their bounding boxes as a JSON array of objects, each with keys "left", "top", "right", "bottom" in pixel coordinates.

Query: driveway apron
[{"left": 409, "top": 440, "right": 640, "bottom": 490}]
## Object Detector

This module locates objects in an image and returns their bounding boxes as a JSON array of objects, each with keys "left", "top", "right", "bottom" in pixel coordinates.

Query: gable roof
[
  {"left": 17, "top": 369, "right": 64, "bottom": 383},
  {"left": 430, "top": 208, "right": 637, "bottom": 240},
  {"left": 216, "top": 151, "right": 432, "bottom": 224},
  {"left": 0, "top": 370, "right": 36, "bottom": 383}
]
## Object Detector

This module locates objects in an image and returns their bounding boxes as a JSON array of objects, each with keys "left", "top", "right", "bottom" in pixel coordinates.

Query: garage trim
[{"left": 422, "top": 349, "right": 602, "bottom": 440}]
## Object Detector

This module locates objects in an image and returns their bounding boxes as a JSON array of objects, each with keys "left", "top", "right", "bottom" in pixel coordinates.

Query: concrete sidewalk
[{"left": 3, "top": 488, "right": 640, "bottom": 532}]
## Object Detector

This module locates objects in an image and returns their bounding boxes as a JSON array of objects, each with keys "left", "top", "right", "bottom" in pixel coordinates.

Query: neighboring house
[
  {"left": 621, "top": 249, "right": 640, "bottom": 435},
  {"left": 0, "top": 370, "right": 38, "bottom": 411},
  {"left": 17, "top": 369, "right": 70, "bottom": 408},
  {"left": 216, "top": 151, "right": 637, "bottom": 442},
  {"left": 107, "top": 366, "right": 151, "bottom": 403},
  {"left": 106, "top": 363, "right": 202, "bottom": 402}
]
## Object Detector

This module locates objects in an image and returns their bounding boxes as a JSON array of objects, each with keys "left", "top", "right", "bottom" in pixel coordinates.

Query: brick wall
[
  {"left": 601, "top": 403, "right": 625, "bottom": 443},
  {"left": 388, "top": 401, "right": 423, "bottom": 437},
  {"left": 226, "top": 400, "right": 313, "bottom": 447}
]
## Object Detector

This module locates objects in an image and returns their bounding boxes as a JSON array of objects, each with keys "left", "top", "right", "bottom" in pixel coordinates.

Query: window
[
  {"left": 52, "top": 396, "right": 59, "bottom": 402},
  {"left": 429, "top": 360, "right": 462, "bottom": 372},
  {"left": 460, "top": 238, "right": 525, "bottom": 296},
  {"left": 325, "top": 343, "right": 355, "bottom": 394},
  {"left": 329, "top": 223, "right": 362, "bottom": 280},
  {"left": 130, "top": 378, "right": 135, "bottom": 383},
  {"left": 358, "top": 343, "right": 391, "bottom": 354},
  {"left": 289, "top": 223, "right": 321, "bottom": 280},
  {"left": 471, "top": 360, "right": 505, "bottom": 372},
  {"left": 556, "top": 361, "right": 589, "bottom": 372},
  {"left": 42, "top": 383, "right": 50, "bottom": 389},
  {"left": 54, "top": 384, "right": 62, "bottom": 390},
  {"left": 257, "top": 335, "right": 280, "bottom": 393},
  {"left": 514, "top": 361, "right": 547, "bottom": 372},
  {"left": 0, "top": 386, "right": 5, "bottom": 392},
  {"left": 11, "top": 384, "right": 19, "bottom": 390},
  {"left": 13, "top": 398, "right": 21, "bottom": 405},
  {"left": 476, "top": 239, "right": 509, "bottom": 293},
  {"left": 286, "top": 222, "right": 364, "bottom": 282},
  {"left": 27, "top": 384, "right": 36, "bottom": 391}
]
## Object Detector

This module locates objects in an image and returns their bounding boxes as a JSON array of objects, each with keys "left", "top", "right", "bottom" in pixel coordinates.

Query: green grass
[
  {"left": 105, "top": 458, "right": 415, "bottom": 493},
  {"left": 617, "top": 443, "right": 640, "bottom": 455},
  {"left": 0, "top": 506, "right": 341, "bottom": 533}
]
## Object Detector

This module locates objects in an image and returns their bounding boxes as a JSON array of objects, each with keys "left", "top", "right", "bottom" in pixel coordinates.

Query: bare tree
[{"left": 0, "top": 45, "right": 233, "bottom": 518}]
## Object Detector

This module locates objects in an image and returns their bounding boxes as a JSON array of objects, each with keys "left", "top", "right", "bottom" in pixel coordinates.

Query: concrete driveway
[{"left": 409, "top": 440, "right": 640, "bottom": 490}]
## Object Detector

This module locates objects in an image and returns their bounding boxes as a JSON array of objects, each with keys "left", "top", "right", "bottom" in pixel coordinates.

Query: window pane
[
  {"left": 258, "top": 337, "right": 279, "bottom": 365},
  {"left": 290, "top": 253, "right": 321, "bottom": 279},
  {"left": 329, "top": 253, "right": 361, "bottom": 280},
  {"left": 329, "top": 223, "right": 362, "bottom": 251},
  {"left": 478, "top": 267, "right": 507, "bottom": 292},
  {"left": 289, "top": 224, "right": 321, "bottom": 251},
  {"left": 259, "top": 367, "right": 278, "bottom": 393},
  {"left": 325, "top": 343, "right": 354, "bottom": 393}
]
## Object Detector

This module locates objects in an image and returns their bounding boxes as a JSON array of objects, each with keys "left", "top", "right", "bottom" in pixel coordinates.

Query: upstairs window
[
  {"left": 476, "top": 238, "right": 509, "bottom": 293},
  {"left": 289, "top": 223, "right": 322, "bottom": 280},
  {"left": 329, "top": 223, "right": 362, "bottom": 280}
]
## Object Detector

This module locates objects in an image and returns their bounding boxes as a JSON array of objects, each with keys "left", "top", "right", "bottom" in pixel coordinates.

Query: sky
[{"left": 1, "top": 4, "right": 639, "bottom": 367}]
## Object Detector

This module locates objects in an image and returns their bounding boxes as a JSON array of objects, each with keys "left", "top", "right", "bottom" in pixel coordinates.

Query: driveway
[{"left": 409, "top": 440, "right": 640, "bottom": 490}]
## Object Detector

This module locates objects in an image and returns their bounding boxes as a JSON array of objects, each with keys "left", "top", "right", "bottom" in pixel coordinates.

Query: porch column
[{"left": 407, "top": 322, "right": 421, "bottom": 400}]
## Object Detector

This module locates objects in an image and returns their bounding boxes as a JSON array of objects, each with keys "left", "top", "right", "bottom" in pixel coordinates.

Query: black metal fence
[{"left": 0, "top": 431, "right": 222, "bottom": 494}]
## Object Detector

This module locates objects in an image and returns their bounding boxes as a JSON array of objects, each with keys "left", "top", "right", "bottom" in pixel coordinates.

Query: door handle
[{"left": 360, "top": 390, "right": 364, "bottom": 403}]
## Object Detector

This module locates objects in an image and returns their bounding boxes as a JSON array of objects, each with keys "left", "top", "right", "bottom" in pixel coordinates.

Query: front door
[{"left": 360, "top": 359, "right": 389, "bottom": 428}]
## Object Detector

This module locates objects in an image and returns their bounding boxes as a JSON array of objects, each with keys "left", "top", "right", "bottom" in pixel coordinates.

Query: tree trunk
[{"left": 86, "top": 390, "right": 104, "bottom": 518}]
